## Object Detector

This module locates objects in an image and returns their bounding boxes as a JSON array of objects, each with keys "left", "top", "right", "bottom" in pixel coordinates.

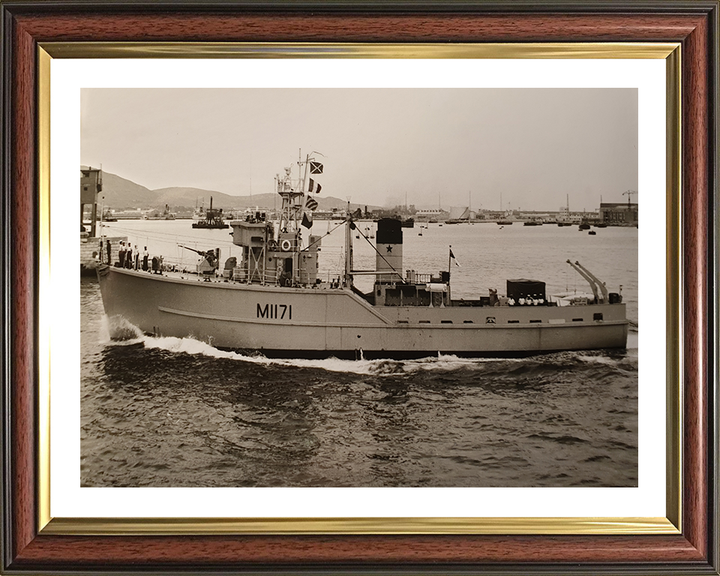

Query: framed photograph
[{"left": 1, "top": 1, "right": 717, "bottom": 574}]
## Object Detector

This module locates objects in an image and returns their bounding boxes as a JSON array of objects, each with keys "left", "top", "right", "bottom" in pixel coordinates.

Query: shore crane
[{"left": 623, "top": 190, "right": 637, "bottom": 206}]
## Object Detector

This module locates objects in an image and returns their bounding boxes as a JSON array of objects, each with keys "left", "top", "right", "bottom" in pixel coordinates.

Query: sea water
[{"left": 81, "top": 221, "right": 638, "bottom": 487}]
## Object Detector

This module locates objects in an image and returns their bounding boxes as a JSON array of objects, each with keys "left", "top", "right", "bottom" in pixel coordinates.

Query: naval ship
[{"left": 96, "top": 155, "right": 628, "bottom": 359}]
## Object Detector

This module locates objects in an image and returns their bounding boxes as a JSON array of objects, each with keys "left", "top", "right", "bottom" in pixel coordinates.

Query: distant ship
[
  {"left": 97, "top": 154, "right": 628, "bottom": 358},
  {"left": 192, "top": 196, "right": 228, "bottom": 229},
  {"left": 145, "top": 204, "right": 175, "bottom": 220},
  {"left": 556, "top": 195, "right": 573, "bottom": 226},
  {"left": 100, "top": 209, "right": 117, "bottom": 222}
]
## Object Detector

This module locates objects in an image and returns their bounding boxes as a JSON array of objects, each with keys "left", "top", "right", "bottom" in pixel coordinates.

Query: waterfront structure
[
  {"left": 415, "top": 208, "right": 450, "bottom": 222},
  {"left": 81, "top": 166, "right": 102, "bottom": 237},
  {"left": 599, "top": 202, "right": 639, "bottom": 226},
  {"left": 80, "top": 166, "right": 126, "bottom": 275}
]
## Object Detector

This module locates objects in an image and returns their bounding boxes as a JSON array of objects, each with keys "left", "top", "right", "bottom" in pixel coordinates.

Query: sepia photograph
[
  {"left": 5, "top": 1, "right": 717, "bottom": 571},
  {"left": 79, "top": 87, "right": 639, "bottom": 489}
]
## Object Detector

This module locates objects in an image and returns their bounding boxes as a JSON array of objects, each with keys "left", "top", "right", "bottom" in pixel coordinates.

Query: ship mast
[
  {"left": 277, "top": 162, "right": 304, "bottom": 235},
  {"left": 277, "top": 151, "right": 323, "bottom": 237},
  {"left": 344, "top": 200, "right": 353, "bottom": 288}
]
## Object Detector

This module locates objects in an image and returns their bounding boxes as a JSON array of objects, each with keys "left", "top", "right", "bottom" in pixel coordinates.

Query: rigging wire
[{"left": 301, "top": 219, "right": 347, "bottom": 252}]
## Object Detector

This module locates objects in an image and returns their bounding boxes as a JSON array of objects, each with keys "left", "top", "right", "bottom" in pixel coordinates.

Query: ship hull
[{"left": 97, "top": 266, "right": 628, "bottom": 358}]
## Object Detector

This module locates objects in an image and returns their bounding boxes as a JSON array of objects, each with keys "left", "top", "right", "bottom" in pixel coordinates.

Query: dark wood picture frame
[{"left": 1, "top": 1, "right": 718, "bottom": 573}]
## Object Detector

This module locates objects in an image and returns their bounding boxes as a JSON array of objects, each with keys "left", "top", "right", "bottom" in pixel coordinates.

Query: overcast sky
[{"left": 81, "top": 88, "right": 637, "bottom": 211}]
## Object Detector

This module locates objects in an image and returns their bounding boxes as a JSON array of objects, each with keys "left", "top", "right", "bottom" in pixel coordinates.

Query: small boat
[{"left": 588, "top": 230, "right": 597, "bottom": 235}]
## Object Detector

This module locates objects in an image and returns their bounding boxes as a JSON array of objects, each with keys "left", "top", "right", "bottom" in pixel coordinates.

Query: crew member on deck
[
  {"left": 142, "top": 247, "right": 149, "bottom": 271},
  {"left": 118, "top": 241, "right": 126, "bottom": 268}
]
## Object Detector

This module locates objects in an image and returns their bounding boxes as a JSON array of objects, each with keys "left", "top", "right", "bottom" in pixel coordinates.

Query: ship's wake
[
  {"left": 100, "top": 316, "right": 636, "bottom": 377},
  {"left": 100, "top": 315, "right": 145, "bottom": 344},
  {"left": 139, "top": 335, "right": 508, "bottom": 375}
]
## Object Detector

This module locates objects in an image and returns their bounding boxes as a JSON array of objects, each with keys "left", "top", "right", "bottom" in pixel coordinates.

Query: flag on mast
[
  {"left": 301, "top": 195, "right": 319, "bottom": 228},
  {"left": 449, "top": 247, "right": 460, "bottom": 266},
  {"left": 308, "top": 178, "right": 322, "bottom": 194},
  {"left": 305, "top": 196, "right": 318, "bottom": 211}
]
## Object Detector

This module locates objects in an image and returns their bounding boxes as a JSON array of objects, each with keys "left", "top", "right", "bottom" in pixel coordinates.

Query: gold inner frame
[{"left": 36, "top": 42, "right": 682, "bottom": 536}]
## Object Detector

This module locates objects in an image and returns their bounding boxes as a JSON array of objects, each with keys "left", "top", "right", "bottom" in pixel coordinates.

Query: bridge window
[{"left": 593, "top": 313, "right": 604, "bottom": 321}]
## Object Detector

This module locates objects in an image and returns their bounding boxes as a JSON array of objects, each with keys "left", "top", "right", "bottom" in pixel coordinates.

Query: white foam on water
[
  {"left": 576, "top": 354, "right": 622, "bottom": 366},
  {"left": 102, "top": 326, "right": 513, "bottom": 376},
  {"left": 131, "top": 332, "right": 384, "bottom": 374},
  {"left": 101, "top": 315, "right": 145, "bottom": 345},
  {"left": 401, "top": 354, "right": 520, "bottom": 374},
  {"left": 142, "top": 335, "right": 244, "bottom": 359},
  {"left": 101, "top": 317, "right": 633, "bottom": 375}
]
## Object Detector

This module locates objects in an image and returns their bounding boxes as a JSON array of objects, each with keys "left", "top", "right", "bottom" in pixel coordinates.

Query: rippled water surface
[{"left": 82, "top": 221, "right": 638, "bottom": 487}]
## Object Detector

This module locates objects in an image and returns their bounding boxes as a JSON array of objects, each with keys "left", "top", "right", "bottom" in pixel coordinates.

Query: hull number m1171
[{"left": 257, "top": 303, "right": 292, "bottom": 320}]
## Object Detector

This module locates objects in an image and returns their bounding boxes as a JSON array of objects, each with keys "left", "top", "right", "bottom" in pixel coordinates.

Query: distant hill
[
  {"left": 152, "top": 187, "right": 241, "bottom": 209},
  {"left": 99, "top": 171, "right": 378, "bottom": 212},
  {"left": 100, "top": 172, "right": 155, "bottom": 209}
]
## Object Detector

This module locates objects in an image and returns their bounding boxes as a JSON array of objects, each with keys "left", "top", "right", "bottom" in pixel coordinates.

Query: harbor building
[
  {"left": 81, "top": 166, "right": 102, "bottom": 237},
  {"left": 80, "top": 166, "right": 126, "bottom": 275},
  {"left": 599, "top": 202, "right": 639, "bottom": 226},
  {"left": 415, "top": 208, "right": 450, "bottom": 221}
]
